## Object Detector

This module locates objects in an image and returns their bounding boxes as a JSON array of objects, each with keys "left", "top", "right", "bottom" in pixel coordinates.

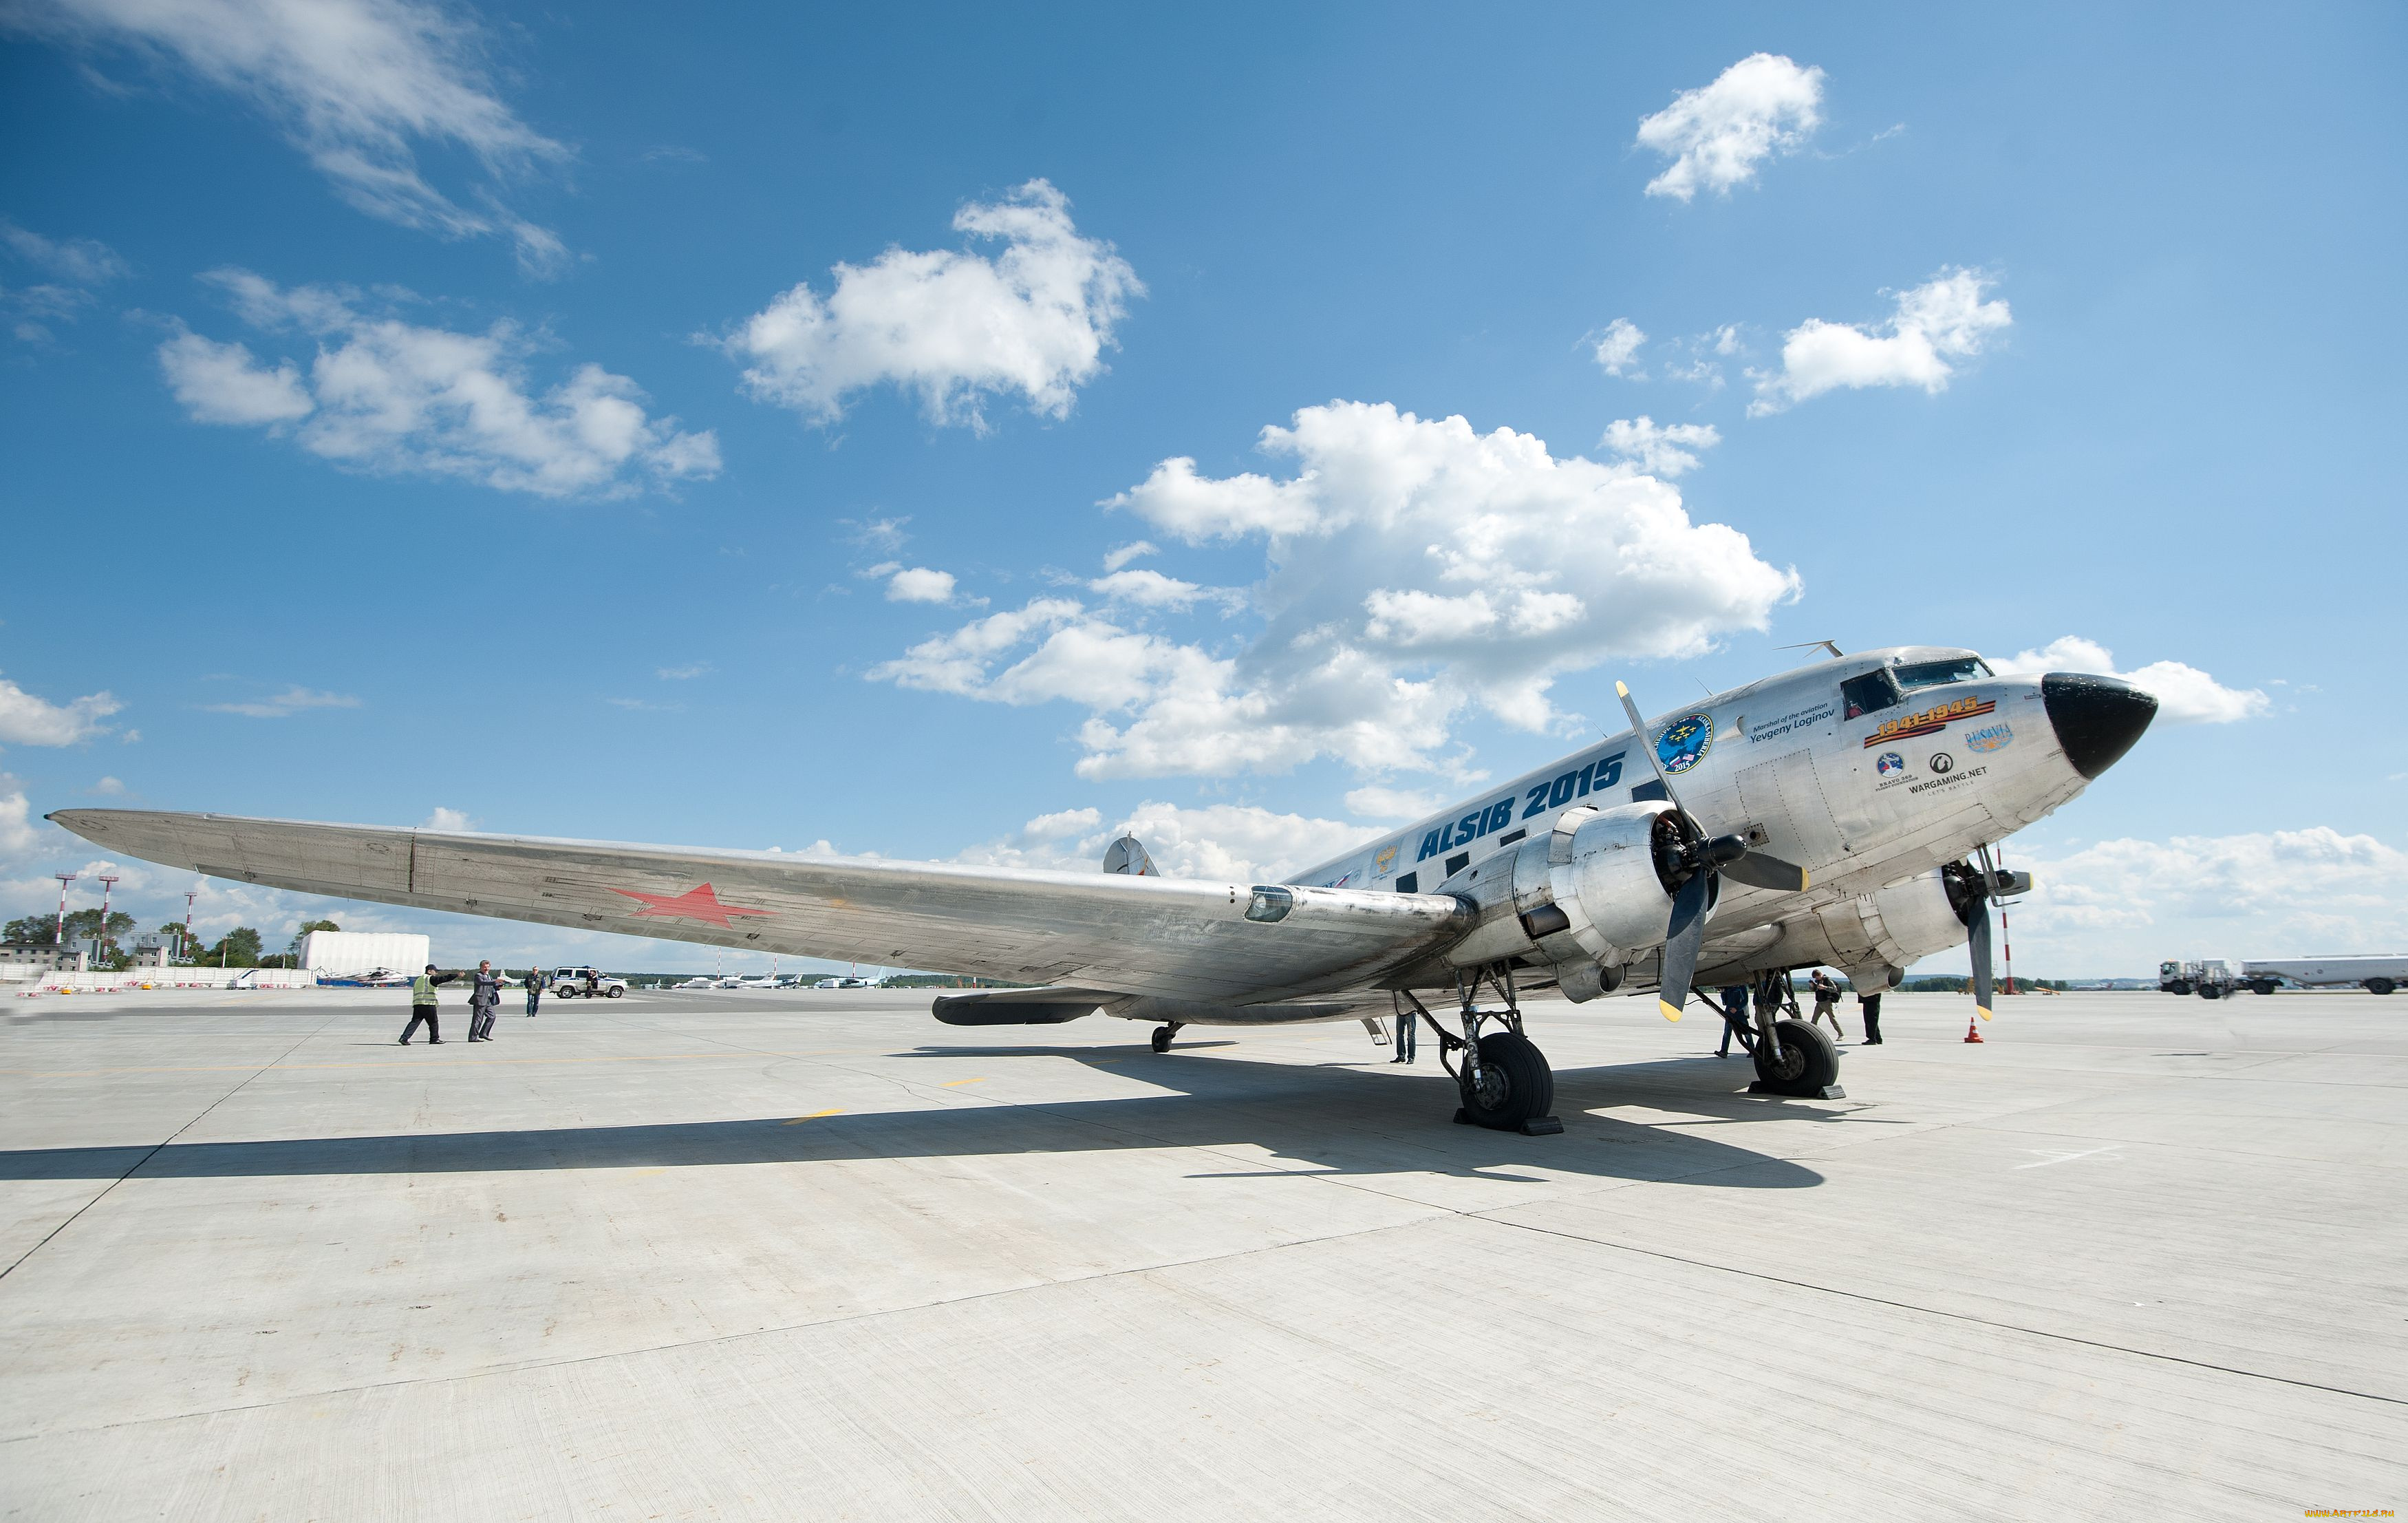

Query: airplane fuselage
[{"left": 1291, "top": 646, "right": 2147, "bottom": 994}]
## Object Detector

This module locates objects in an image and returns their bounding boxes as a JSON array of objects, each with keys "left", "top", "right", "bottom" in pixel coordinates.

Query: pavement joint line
[
  {"left": 0, "top": 1052, "right": 802, "bottom": 1078},
  {"left": 0, "top": 1204, "right": 1448, "bottom": 1445},
  {"left": 0, "top": 1014, "right": 338, "bottom": 1284},
  {"left": 1466, "top": 1209, "right": 2408, "bottom": 1412}
]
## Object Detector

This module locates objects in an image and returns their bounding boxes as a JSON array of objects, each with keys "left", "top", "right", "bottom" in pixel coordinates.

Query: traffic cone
[{"left": 1962, "top": 1013, "right": 1984, "bottom": 1043}]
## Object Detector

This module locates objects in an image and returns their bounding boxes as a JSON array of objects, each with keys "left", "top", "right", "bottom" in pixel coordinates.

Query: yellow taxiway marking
[
  {"left": 782, "top": 1109, "right": 843, "bottom": 1125},
  {"left": 940, "top": 1077, "right": 987, "bottom": 1088}
]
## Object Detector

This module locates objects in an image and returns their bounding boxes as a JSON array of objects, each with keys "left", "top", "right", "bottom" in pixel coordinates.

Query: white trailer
[
  {"left": 299, "top": 930, "right": 433, "bottom": 978},
  {"left": 2239, "top": 957, "right": 2407, "bottom": 996}
]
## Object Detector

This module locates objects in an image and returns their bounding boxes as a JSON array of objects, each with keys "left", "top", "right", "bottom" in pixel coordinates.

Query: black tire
[
  {"left": 1751, "top": 1018, "right": 1838, "bottom": 1097},
  {"left": 1458, "top": 1030, "right": 1554, "bottom": 1130},
  {"left": 606, "top": 986, "right": 623, "bottom": 999},
  {"left": 2369, "top": 979, "right": 2397, "bottom": 996},
  {"left": 1150, "top": 1024, "right": 1174, "bottom": 1053},
  {"left": 2167, "top": 981, "right": 2191, "bottom": 996},
  {"left": 2199, "top": 986, "right": 2222, "bottom": 1000},
  {"left": 2250, "top": 981, "right": 2278, "bottom": 996}
]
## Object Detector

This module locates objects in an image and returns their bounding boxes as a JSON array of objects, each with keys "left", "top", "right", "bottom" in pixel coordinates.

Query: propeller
[
  {"left": 1949, "top": 849, "right": 2030, "bottom": 1022},
  {"left": 1615, "top": 681, "right": 1812, "bottom": 1023}
]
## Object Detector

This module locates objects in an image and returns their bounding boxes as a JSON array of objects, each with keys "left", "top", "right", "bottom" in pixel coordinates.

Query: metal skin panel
[{"left": 47, "top": 811, "right": 1465, "bottom": 1005}]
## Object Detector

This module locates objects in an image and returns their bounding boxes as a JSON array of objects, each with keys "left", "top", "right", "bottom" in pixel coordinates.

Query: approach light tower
[
  {"left": 95, "top": 875, "right": 118, "bottom": 962},
  {"left": 52, "top": 873, "right": 77, "bottom": 950},
  {"left": 182, "top": 887, "right": 199, "bottom": 961}
]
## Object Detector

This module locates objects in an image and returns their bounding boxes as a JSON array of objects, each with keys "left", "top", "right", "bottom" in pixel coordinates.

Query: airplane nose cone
[{"left": 2042, "top": 673, "right": 2158, "bottom": 778}]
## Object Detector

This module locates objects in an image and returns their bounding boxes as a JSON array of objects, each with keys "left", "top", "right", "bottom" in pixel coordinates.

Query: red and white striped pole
[
  {"left": 1998, "top": 844, "right": 2016, "bottom": 997},
  {"left": 53, "top": 873, "right": 77, "bottom": 950}
]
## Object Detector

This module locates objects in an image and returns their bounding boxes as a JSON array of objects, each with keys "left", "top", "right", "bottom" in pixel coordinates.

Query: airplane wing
[{"left": 48, "top": 810, "right": 1463, "bottom": 1004}]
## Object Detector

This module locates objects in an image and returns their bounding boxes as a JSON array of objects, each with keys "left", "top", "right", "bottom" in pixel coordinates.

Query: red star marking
[{"left": 612, "top": 882, "right": 773, "bottom": 929}]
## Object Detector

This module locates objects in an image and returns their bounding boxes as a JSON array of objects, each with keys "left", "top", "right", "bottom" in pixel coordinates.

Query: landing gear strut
[
  {"left": 1150, "top": 1023, "right": 1181, "bottom": 1053},
  {"left": 1395, "top": 963, "right": 1562, "bottom": 1135}
]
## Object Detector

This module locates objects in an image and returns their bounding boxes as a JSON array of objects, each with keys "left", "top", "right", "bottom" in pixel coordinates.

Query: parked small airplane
[{"left": 52, "top": 646, "right": 2154, "bottom": 1133}]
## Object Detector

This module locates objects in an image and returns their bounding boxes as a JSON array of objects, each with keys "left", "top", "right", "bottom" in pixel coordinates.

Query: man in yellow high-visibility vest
[{"left": 399, "top": 963, "right": 456, "bottom": 1045}]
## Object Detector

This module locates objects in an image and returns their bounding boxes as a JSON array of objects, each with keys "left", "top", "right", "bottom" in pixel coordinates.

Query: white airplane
[
  {"left": 50, "top": 645, "right": 2154, "bottom": 1134},
  {"left": 674, "top": 976, "right": 715, "bottom": 990}
]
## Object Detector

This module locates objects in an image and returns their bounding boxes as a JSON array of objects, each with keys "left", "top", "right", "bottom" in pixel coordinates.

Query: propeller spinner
[{"left": 1614, "top": 681, "right": 1811, "bottom": 1023}]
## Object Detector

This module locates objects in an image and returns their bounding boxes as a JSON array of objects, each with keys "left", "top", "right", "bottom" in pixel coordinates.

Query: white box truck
[{"left": 300, "top": 930, "right": 433, "bottom": 979}]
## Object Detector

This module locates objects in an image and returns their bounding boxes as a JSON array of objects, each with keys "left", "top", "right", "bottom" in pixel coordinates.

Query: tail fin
[{"left": 1100, "top": 835, "right": 1158, "bottom": 876}]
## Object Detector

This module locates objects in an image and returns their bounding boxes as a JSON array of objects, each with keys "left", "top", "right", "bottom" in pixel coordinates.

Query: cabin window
[
  {"left": 1444, "top": 851, "right": 1472, "bottom": 878},
  {"left": 1395, "top": 872, "right": 1419, "bottom": 895},
  {"left": 1840, "top": 668, "right": 1905, "bottom": 720},
  {"left": 1243, "top": 886, "right": 1294, "bottom": 923},
  {"left": 1893, "top": 657, "right": 1992, "bottom": 691}
]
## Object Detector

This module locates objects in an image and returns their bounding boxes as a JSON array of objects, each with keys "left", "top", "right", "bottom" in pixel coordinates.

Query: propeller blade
[
  {"left": 1615, "top": 681, "right": 1689, "bottom": 820},
  {"left": 1966, "top": 896, "right": 1995, "bottom": 1021},
  {"left": 1717, "top": 848, "right": 1809, "bottom": 894},
  {"left": 1657, "top": 869, "right": 1712, "bottom": 1021}
]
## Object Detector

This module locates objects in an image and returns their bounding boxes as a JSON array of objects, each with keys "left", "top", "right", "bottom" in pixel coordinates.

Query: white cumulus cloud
[
  {"left": 2003, "top": 828, "right": 2408, "bottom": 974},
  {"left": 884, "top": 566, "right": 959, "bottom": 604},
  {"left": 158, "top": 271, "right": 719, "bottom": 497},
  {"left": 1637, "top": 53, "right": 1825, "bottom": 201},
  {"left": 0, "top": 675, "right": 122, "bottom": 745},
  {"left": 1750, "top": 268, "right": 2011, "bottom": 414},
  {"left": 6, "top": 0, "right": 572, "bottom": 271},
  {"left": 0, "top": 780, "right": 41, "bottom": 858},
  {"left": 958, "top": 801, "right": 1370, "bottom": 883},
  {"left": 422, "top": 806, "right": 473, "bottom": 832},
  {"left": 1600, "top": 416, "right": 1721, "bottom": 478},
  {"left": 721, "top": 179, "right": 1139, "bottom": 429},
  {"left": 874, "top": 401, "right": 1796, "bottom": 780},
  {"left": 1990, "top": 637, "right": 2268, "bottom": 725},
  {"left": 1591, "top": 318, "right": 1646, "bottom": 376}
]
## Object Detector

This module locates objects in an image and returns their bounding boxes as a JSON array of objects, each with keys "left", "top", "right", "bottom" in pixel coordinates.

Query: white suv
[{"left": 548, "top": 966, "right": 627, "bottom": 999}]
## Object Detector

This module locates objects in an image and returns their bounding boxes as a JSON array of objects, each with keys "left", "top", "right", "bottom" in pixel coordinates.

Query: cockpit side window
[
  {"left": 1893, "top": 657, "right": 1993, "bottom": 691},
  {"left": 1840, "top": 668, "right": 1904, "bottom": 720}
]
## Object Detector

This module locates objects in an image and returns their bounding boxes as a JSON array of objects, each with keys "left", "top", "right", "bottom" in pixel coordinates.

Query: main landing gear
[
  {"left": 1723, "top": 970, "right": 1844, "bottom": 1099},
  {"left": 1150, "top": 1022, "right": 1182, "bottom": 1054},
  {"left": 1395, "top": 963, "right": 1563, "bottom": 1136}
]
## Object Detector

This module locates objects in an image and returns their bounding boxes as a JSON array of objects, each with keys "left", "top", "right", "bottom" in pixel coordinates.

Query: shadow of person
[{"left": 0, "top": 1047, "right": 1827, "bottom": 1191}]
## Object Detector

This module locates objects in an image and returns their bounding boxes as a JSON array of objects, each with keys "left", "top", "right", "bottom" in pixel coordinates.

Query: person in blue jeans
[
  {"left": 524, "top": 966, "right": 546, "bottom": 1017},
  {"left": 1717, "top": 984, "right": 1752, "bottom": 1058}
]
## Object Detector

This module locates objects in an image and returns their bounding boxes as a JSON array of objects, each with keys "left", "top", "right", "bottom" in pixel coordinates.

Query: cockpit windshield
[{"left": 1893, "top": 657, "right": 1992, "bottom": 691}]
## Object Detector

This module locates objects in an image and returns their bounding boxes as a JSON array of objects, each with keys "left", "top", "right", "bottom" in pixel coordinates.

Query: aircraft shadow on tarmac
[{"left": 0, "top": 1049, "right": 1825, "bottom": 1190}]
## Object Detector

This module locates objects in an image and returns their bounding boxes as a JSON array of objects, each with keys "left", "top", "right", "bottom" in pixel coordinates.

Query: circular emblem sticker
[
  {"left": 1875, "top": 751, "right": 1906, "bottom": 776},
  {"left": 1928, "top": 752, "right": 1955, "bottom": 774},
  {"left": 1657, "top": 713, "right": 1714, "bottom": 775}
]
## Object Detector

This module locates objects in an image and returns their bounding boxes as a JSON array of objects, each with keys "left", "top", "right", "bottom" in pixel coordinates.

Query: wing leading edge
[{"left": 47, "top": 810, "right": 1464, "bottom": 1003}]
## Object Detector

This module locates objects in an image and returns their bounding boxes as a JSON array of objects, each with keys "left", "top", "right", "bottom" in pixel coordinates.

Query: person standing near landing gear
[
  {"left": 524, "top": 965, "right": 545, "bottom": 1018},
  {"left": 399, "top": 963, "right": 455, "bottom": 1045},
  {"left": 1807, "top": 968, "right": 1846, "bottom": 1040},
  {"left": 466, "top": 959, "right": 502, "bottom": 1042},
  {"left": 1717, "top": 984, "right": 1752, "bottom": 1058},
  {"left": 1858, "top": 990, "right": 1884, "bottom": 1045}
]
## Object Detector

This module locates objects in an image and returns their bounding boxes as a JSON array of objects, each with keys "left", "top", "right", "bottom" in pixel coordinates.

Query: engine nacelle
[
  {"left": 1443, "top": 802, "right": 1701, "bottom": 999},
  {"left": 1803, "top": 869, "right": 1971, "bottom": 991}
]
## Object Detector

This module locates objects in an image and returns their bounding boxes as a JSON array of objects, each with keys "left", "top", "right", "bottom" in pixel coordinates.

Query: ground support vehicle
[
  {"left": 2240, "top": 957, "right": 2405, "bottom": 996},
  {"left": 549, "top": 966, "right": 627, "bottom": 999},
  {"left": 2160, "top": 959, "right": 2244, "bottom": 999}
]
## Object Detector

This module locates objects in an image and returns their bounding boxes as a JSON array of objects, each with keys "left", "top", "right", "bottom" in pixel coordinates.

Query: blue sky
[{"left": 2, "top": 1, "right": 2402, "bottom": 974}]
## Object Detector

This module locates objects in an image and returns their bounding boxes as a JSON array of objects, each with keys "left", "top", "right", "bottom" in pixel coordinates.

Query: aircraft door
[{"left": 1736, "top": 749, "right": 1848, "bottom": 868}]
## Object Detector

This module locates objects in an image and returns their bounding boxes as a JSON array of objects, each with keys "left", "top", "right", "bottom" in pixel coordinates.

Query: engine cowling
[
  {"left": 1443, "top": 802, "right": 1703, "bottom": 999},
  {"left": 1801, "top": 869, "right": 1971, "bottom": 992}
]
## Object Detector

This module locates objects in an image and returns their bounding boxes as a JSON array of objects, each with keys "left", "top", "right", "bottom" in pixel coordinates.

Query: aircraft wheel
[
  {"left": 1456, "top": 1030, "right": 1554, "bottom": 1130},
  {"left": 1751, "top": 1018, "right": 1838, "bottom": 1097},
  {"left": 1150, "top": 1024, "right": 1176, "bottom": 1053},
  {"left": 2368, "top": 979, "right": 2396, "bottom": 996}
]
